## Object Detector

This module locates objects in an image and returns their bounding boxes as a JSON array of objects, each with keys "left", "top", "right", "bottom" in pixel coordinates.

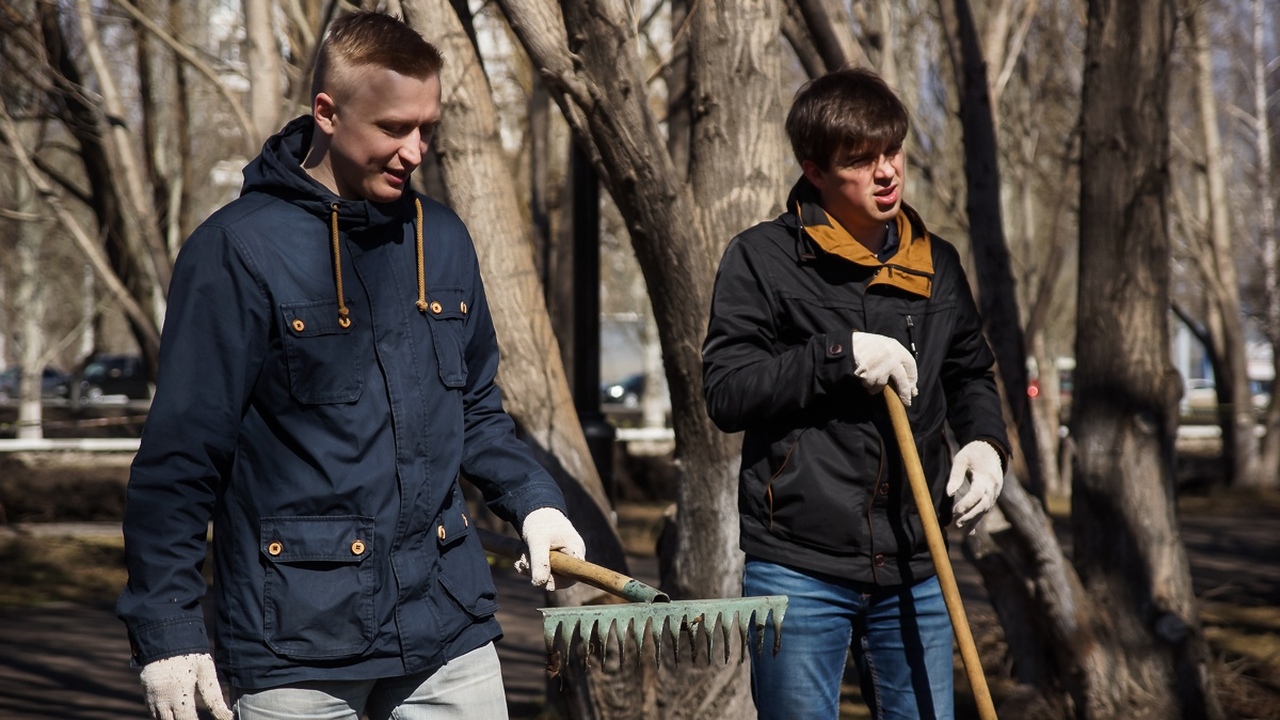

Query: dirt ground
[{"left": 0, "top": 450, "right": 1278, "bottom": 719}]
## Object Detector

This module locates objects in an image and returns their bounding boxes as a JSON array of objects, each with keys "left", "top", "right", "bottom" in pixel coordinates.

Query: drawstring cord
[
  {"left": 415, "top": 198, "right": 427, "bottom": 313},
  {"left": 329, "top": 203, "right": 351, "bottom": 328},
  {"left": 328, "top": 198, "right": 428, "bottom": 327}
]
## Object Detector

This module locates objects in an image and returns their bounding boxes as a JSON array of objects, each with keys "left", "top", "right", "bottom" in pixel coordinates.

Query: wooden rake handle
[
  {"left": 884, "top": 390, "right": 998, "bottom": 720},
  {"left": 477, "top": 527, "right": 669, "bottom": 603}
]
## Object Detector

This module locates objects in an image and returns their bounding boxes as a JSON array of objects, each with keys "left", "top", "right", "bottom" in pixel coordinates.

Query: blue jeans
[
  {"left": 744, "top": 558, "right": 954, "bottom": 720},
  {"left": 232, "top": 643, "right": 507, "bottom": 719}
]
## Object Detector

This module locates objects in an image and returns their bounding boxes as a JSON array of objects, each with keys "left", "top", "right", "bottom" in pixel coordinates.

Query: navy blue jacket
[{"left": 118, "top": 116, "right": 567, "bottom": 689}]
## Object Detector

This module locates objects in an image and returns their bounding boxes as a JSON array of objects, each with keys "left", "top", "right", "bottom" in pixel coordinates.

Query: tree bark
[
  {"left": 936, "top": 0, "right": 1043, "bottom": 498},
  {"left": 1186, "top": 4, "right": 1261, "bottom": 489},
  {"left": 0, "top": 95, "right": 161, "bottom": 355},
  {"left": 245, "top": 0, "right": 283, "bottom": 145},
  {"left": 37, "top": 1, "right": 162, "bottom": 369},
  {"left": 1250, "top": 0, "right": 1280, "bottom": 488},
  {"left": 1075, "top": 0, "right": 1222, "bottom": 716},
  {"left": 74, "top": 0, "right": 171, "bottom": 310},
  {"left": 494, "top": 1, "right": 785, "bottom": 716}
]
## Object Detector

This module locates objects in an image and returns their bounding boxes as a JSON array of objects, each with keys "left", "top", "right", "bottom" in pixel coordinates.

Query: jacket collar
[
  {"left": 788, "top": 177, "right": 934, "bottom": 298},
  {"left": 241, "top": 115, "right": 414, "bottom": 237}
]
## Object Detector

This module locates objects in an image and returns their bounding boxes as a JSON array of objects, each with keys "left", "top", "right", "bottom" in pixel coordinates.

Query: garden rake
[{"left": 479, "top": 528, "right": 787, "bottom": 668}]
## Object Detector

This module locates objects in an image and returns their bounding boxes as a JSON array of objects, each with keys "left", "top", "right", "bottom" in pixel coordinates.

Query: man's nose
[
  {"left": 874, "top": 154, "right": 896, "bottom": 178},
  {"left": 400, "top": 132, "right": 424, "bottom": 167}
]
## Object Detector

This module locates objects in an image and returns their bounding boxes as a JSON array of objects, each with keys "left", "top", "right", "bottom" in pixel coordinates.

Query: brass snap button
[
  {"left": 460, "top": 301, "right": 468, "bottom": 314},
  {"left": 430, "top": 301, "right": 443, "bottom": 314},
  {"left": 877, "top": 482, "right": 889, "bottom": 496},
  {"left": 873, "top": 553, "right": 886, "bottom": 567},
  {"left": 268, "top": 541, "right": 283, "bottom": 556},
  {"left": 351, "top": 540, "right": 366, "bottom": 556},
  {"left": 437, "top": 525, "right": 446, "bottom": 541},
  {"left": 291, "top": 319, "right": 305, "bottom": 333}
]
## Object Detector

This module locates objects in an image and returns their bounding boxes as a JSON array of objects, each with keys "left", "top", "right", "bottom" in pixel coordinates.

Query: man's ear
[
  {"left": 801, "top": 159, "right": 826, "bottom": 190},
  {"left": 313, "top": 92, "right": 337, "bottom": 135}
]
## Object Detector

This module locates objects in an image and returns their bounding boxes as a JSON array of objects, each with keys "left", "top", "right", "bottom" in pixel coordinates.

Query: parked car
[
  {"left": 78, "top": 354, "right": 151, "bottom": 403},
  {"left": 601, "top": 373, "right": 645, "bottom": 409},
  {"left": 1181, "top": 377, "right": 1270, "bottom": 423},
  {"left": 0, "top": 366, "right": 73, "bottom": 403}
]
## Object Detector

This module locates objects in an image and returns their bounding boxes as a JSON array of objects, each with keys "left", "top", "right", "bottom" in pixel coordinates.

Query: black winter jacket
[{"left": 703, "top": 179, "right": 1009, "bottom": 586}]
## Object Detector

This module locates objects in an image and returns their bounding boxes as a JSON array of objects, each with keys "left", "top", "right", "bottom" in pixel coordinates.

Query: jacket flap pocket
[
  {"left": 435, "top": 507, "right": 473, "bottom": 549},
  {"left": 281, "top": 300, "right": 353, "bottom": 337},
  {"left": 423, "top": 287, "right": 468, "bottom": 321},
  {"left": 261, "top": 515, "right": 374, "bottom": 563}
]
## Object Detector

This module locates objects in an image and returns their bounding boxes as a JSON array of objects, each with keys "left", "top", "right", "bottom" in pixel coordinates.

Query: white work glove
[
  {"left": 946, "top": 441, "right": 1004, "bottom": 532},
  {"left": 139, "top": 652, "right": 233, "bottom": 720},
  {"left": 850, "top": 331, "right": 918, "bottom": 406},
  {"left": 515, "top": 507, "right": 586, "bottom": 591}
]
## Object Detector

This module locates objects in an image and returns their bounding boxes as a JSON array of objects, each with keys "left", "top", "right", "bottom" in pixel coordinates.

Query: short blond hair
[{"left": 311, "top": 11, "right": 444, "bottom": 103}]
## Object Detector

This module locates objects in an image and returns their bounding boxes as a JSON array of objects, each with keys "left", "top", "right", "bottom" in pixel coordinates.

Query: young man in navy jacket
[{"left": 119, "top": 12, "right": 583, "bottom": 720}]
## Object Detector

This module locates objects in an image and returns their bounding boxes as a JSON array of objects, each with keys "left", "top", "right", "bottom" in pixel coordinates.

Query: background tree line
[{"left": 1, "top": 0, "right": 1276, "bottom": 717}]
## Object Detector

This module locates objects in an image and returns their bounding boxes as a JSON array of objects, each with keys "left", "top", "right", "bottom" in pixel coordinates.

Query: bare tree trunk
[
  {"left": 245, "top": 0, "right": 284, "bottom": 144},
  {"left": 1251, "top": 0, "right": 1280, "bottom": 486},
  {"left": 15, "top": 159, "right": 47, "bottom": 440},
  {"left": 74, "top": 0, "right": 171, "bottom": 310},
  {"left": 1075, "top": 0, "right": 1222, "bottom": 716},
  {"left": 494, "top": 1, "right": 783, "bottom": 716},
  {"left": 37, "top": 1, "right": 163, "bottom": 368},
  {"left": 1186, "top": 4, "right": 1261, "bottom": 488},
  {"left": 936, "top": 0, "right": 1043, "bottom": 498},
  {"left": 0, "top": 96, "right": 161, "bottom": 355}
]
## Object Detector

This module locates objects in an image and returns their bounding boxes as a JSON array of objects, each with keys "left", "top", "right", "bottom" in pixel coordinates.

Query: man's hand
[
  {"left": 139, "top": 653, "right": 232, "bottom": 720},
  {"left": 516, "top": 507, "right": 586, "bottom": 591},
  {"left": 946, "top": 441, "right": 1004, "bottom": 532},
  {"left": 850, "top": 331, "right": 918, "bottom": 406}
]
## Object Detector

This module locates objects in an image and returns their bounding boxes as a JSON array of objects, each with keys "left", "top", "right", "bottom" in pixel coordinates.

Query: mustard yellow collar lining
[{"left": 798, "top": 201, "right": 934, "bottom": 298}]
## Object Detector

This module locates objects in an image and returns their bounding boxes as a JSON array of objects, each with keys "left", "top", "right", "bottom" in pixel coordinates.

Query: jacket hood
[
  {"left": 787, "top": 176, "right": 935, "bottom": 298},
  {"left": 241, "top": 114, "right": 414, "bottom": 234}
]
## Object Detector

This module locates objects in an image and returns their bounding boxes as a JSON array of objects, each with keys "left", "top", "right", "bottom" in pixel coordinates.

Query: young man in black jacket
[{"left": 703, "top": 67, "right": 1010, "bottom": 719}]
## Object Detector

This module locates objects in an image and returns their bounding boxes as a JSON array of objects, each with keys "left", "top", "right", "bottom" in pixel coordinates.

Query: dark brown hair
[
  {"left": 311, "top": 11, "right": 444, "bottom": 102},
  {"left": 785, "top": 67, "right": 909, "bottom": 170}
]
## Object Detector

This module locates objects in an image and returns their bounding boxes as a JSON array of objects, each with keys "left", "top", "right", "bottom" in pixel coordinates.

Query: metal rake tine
[
  {"left": 718, "top": 610, "right": 733, "bottom": 665},
  {"left": 702, "top": 613, "right": 718, "bottom": 665},
  {"left": 666, "top": 614, "right": 680, "bottom": 666},
  {"left": 771, "top": 606, "right": 785, "bottom": 656}
]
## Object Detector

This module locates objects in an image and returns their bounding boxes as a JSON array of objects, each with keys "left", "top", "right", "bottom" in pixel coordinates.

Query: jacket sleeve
[
  {"left": 937, "top": 253, "right": 1011, "bottom": 460},
  {"left": 702, "top": 237, "right": 855, "bottom": 433},
  {"left": 116, "top": 225, "right": 270, "bottom": 665},
  {"left": 456, "top": 256, "right": 567, "bottom": 524}
]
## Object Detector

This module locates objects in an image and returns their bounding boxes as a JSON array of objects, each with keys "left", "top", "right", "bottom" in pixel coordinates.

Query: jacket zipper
[{"left": 906, "top": 315, "right": 918, "bottom": 359}]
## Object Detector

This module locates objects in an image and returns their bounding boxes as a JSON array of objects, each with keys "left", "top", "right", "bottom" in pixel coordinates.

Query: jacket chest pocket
[
  {"left": 422, "top": 287, "right": 469, "bottom": 389},
  {"left": 280, "top": 300, "right": 364, "bottom": 404},
  {"left": 260, "top": 515, "right": 376, "bottom": 660},
  {"left": 776, "top": 294, "right": 862, "bottom": 346}
]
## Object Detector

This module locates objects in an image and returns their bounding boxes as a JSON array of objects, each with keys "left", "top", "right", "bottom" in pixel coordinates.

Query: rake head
[{"left": 539, "top": 594, "right": 787, "bottom": 668}]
